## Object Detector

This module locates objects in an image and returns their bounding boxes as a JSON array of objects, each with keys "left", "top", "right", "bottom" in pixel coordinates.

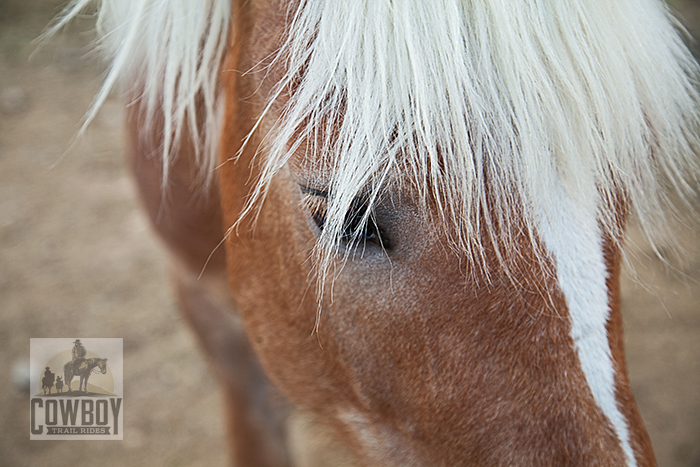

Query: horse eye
[
  {"left": 300, "top": 186, "right": 390, "bottom": 250},
  {"left": 341, "top": 201, "right": 383, "bottom": 246}
]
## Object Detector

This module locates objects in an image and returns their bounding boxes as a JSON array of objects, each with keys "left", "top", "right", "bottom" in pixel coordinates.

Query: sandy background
[{"left": 0, "top": 1, "right": 698, "bottom": 466}]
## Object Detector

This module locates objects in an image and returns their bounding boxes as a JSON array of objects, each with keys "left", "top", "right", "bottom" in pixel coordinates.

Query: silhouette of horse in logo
[{"left": 63, "top": 358, "right": 108, "bottom": 394}]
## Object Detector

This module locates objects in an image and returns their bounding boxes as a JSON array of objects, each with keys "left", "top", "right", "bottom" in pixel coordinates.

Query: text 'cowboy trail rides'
[{"left": 29, "top": 338, "right": 123, "bottom": 440}]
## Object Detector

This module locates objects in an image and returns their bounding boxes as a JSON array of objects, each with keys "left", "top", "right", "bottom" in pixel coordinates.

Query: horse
[
  {"left": 41, "top": 370, "right": 55, "bottom": 395},
  {"left": 63, "top": 358, "right": 108, "bottom": 394},
  {"left": 55, "top": 376, "right": 64, "bottom": 394},
  {"left": 49, "top": 1, "right": 700, "bottom": 466}
]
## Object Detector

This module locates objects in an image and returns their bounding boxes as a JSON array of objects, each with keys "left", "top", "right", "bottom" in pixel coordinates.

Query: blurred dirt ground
[{"left": 0, "top": 1, "right": 699, "bottom": 466}]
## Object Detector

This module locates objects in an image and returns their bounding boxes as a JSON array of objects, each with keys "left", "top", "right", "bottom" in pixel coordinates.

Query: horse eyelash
[
  {"left": 302, "top": 192, "right": 329, "bottom": 232},
  {"left": 299, "top": 185, "right": 387, "bottom": 249}
]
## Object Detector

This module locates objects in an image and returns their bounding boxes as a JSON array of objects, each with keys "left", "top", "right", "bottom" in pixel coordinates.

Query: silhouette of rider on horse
[
  {"left": 70, "top": 339, "right": 87, "bottom": 373},
  {"left": 42, "top": 366, "right": 55, "bottom": 395}
]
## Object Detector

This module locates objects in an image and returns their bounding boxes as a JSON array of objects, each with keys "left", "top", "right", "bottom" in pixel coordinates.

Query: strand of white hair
[{"left": 44, "top": 0, "right": 231, "bottom": 187}]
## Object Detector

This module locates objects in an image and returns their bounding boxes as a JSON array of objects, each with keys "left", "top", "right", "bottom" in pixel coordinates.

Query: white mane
[
  {"left": 256, "top": 0, "right": 700, "bottom": 269},
  {"left": 47, "top": 0, "right": 231, "bottom": 186},
  {"left": 51, "top": 0, "right": 699, "bottom": 268}
]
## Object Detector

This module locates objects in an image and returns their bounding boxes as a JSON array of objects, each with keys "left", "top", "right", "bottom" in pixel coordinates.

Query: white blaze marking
[{"left": 536, "top": 184, "right": 636, "bottom": 467}]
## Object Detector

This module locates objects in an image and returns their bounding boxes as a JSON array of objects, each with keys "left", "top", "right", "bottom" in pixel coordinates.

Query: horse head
[{"left": 213, "top": 2, "right": 699, "bottom": 465}]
